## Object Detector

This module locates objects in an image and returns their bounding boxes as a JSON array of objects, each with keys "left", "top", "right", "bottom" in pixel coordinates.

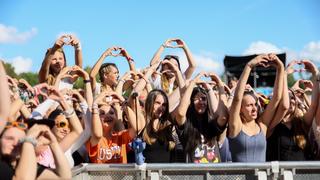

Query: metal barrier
[{"left": 72, "top": 161, "right": 320, "bottom": 180}]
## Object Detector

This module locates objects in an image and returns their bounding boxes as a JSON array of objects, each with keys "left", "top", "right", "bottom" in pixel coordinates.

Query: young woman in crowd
[
  {"left": 175, "top": 71, "right": 229, "bottom": 163},
  {"left": 149, "top": 38, "right": 196, "bottom": 111},
  {"left": 267, "top": 59, "right": 319, "bottom": 161},
  {"left": 39, "top": 34, "right": 83, "bottom": 85},
  {"left": 90, "top": 46, "right": 135, "bottom": 96},
  {"left": 228, "top": 54, "right": 284, "bottom": 162},
  {"left": 87, "top": 89, "right": 142, "bottom": 163}
]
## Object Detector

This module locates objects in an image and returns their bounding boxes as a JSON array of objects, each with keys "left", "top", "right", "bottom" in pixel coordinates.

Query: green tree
[
  {"left": 73, "top": 66, "right": 92, "bottom": 89},
  {"left": 19, "top": 72, "right": 39, "bottom": 86},
  {"left": 287, "top": 73, "right": 295, "bottom": 88},
  {"left": 3, "top": 62, "right": 18, "bottom": 78}
]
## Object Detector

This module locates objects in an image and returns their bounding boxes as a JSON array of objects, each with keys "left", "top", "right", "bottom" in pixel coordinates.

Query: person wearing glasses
[
  {"left": 0, "top": 120, "right": 72, "bottom": 179},
  {"left": 28, "top": 87, "right": 83, "bottom": 169},
  {"left": 174, "top": 72, "right": 228, "bottom": 163},
  {"left": 39, "top": 34, "right": 83, "bottom": 85},
  {"left": 228, "top": 54, "right": 284, "bottom": 162}
]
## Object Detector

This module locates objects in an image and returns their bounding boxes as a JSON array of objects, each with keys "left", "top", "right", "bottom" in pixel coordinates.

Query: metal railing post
[
  {"left": 271, "top": 161, "right": 280, "bottom": 180},
  {"left": 282, "top": 170, "right": 293, "bottom": 180}
]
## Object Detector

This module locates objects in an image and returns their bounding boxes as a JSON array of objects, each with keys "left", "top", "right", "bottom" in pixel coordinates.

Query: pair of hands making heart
[
  {"left": 286, "top": 59, "right": 318, "bottom": 75},
  {"left": 102, "top": 46, "right": 133, "bottom": 61},
  {"left": 55, "top": 34, "right": 80, "bottom": 48}
]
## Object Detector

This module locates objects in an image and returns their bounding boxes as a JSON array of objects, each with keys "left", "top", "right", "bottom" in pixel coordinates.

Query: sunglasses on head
[
  {"left": 56, "top": 121, "right": 69, "bottom": 128},
  {"left": 6, "top": 121, "right": 28, "bottom": 130}
]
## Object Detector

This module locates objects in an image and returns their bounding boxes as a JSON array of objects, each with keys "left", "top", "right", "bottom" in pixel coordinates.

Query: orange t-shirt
[{"left": 86, "top": 130, "right": 132, "bottom": 163}]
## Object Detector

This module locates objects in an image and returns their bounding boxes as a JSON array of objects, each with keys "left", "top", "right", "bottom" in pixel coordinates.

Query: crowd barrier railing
[{"left": 72, "top": 161, "right": 320, "bottom": 180}]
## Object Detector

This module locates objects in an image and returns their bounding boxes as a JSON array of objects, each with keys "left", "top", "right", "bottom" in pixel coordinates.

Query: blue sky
[{"left": 0, "top": 0, "right": 320, "bottom": 75}]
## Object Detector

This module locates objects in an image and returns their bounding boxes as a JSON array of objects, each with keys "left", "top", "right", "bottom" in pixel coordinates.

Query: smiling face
[
  {"left": 49, "top": 50, "right": 65, "bottom": 75},
  {"left": 0, "top": 127, "right": 26, "bottom": 158},
  {"left": 99, "top": 104, "right": 118, "bottom": 132},
  {"left": 240, "top": 94, "right": 258, "bottom": 122},
  {"left": 52, "top": 114, "right": 70, "bottom": 142},
  {"left": 193, "top": 91, "right": 208, "bottom": 115}
]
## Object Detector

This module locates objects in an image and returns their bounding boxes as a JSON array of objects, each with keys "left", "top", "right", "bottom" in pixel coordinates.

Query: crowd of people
[{"left": 1, "top": 35, "right": 320, "bottom": 179}]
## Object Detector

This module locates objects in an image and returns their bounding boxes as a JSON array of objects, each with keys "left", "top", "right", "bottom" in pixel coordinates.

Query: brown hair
[
  {"left": 142, "top": 89, "right": 175, "bottom": 150},
  {"left": 289, "top": 89, "right": 308, "bottom": 150}
]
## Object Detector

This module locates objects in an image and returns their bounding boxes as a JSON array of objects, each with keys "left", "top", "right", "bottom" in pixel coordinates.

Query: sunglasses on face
[
  {"left": 56, "top": 121, "right": 69, "bottom": 128},
  {"left": 6, "top": 121, "right": 28, "bottom": 130}
]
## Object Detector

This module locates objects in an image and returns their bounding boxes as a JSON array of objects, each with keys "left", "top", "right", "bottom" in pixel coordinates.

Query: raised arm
[
  {"left": 175, "top": 73, "right": 204, "bottom": 126},
  {"left": 267, "top": 70, "right": 290, "bottom": 137},
  {"left": 13, "top": 124, "right": 41, "bottom": 180},
  {"left": 124, "top": 93, "right": 146, "bottom": 137},
  {"left": 258, "top": 54, "right": 284, "bottom": 134},
  {"left": 48, "top": 87, "right": 83, "bottom": 152},
  {"left": 228, "top": 55, "right": 269, "bottom": 138},
  {"left": 72, "top": 65, "right": 93, "bottom": 107},
  {"left": 0, "top": 61, "right": 10, "bottom": 133},
  {"left": 38, "top": 128, "right": 72, "bottom": 179},
  {"left": 175, "top": 39, "right": 196, "bottom": 79},
  {"left": 90, "top": 91, "right": 108, "bottom": 146},
  {"left": 207, "top": 73, "right": 229, "bottom": 127},
  {"left": 119, "top": 47, "right": 136, "bottom": 72},
  {"left": 149, "top": 42, "right": 165, "bottom": 67},
  {"left": 69, "top": 34, "right": 83, "bottom": 68},
  {"left": 39, "top": 36, "right": 66, "bottom": 83},
  {"left": 133, "top": 61, "right": 160, "bottom": 93},
  {"left": 90, "top": 47, "right": 116, "bottom": 92},
  {"left": 301, "top": 60, "right": 319, "bottom": 127}
]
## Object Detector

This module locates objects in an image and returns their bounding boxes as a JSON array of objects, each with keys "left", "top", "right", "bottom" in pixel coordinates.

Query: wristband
[
  {"left": 92, "top": 103, "right": 99, "bottom": 110},
  {"left": 83, "top": 79, "right": 91, "bottom": 83},
  {"left": 64, "top": 109, "right": 75, "bottom": 118},
  {"left": 75, "top": 43, "right": 82, "bottom": 51},
  {"left": 19, "top": 137, "right": 37, "bottom": 147}
]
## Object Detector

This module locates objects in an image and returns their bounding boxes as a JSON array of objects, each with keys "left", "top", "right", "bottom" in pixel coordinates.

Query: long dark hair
[{"left": 183, "top": 87, "right": 212, "bottom": 154}]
